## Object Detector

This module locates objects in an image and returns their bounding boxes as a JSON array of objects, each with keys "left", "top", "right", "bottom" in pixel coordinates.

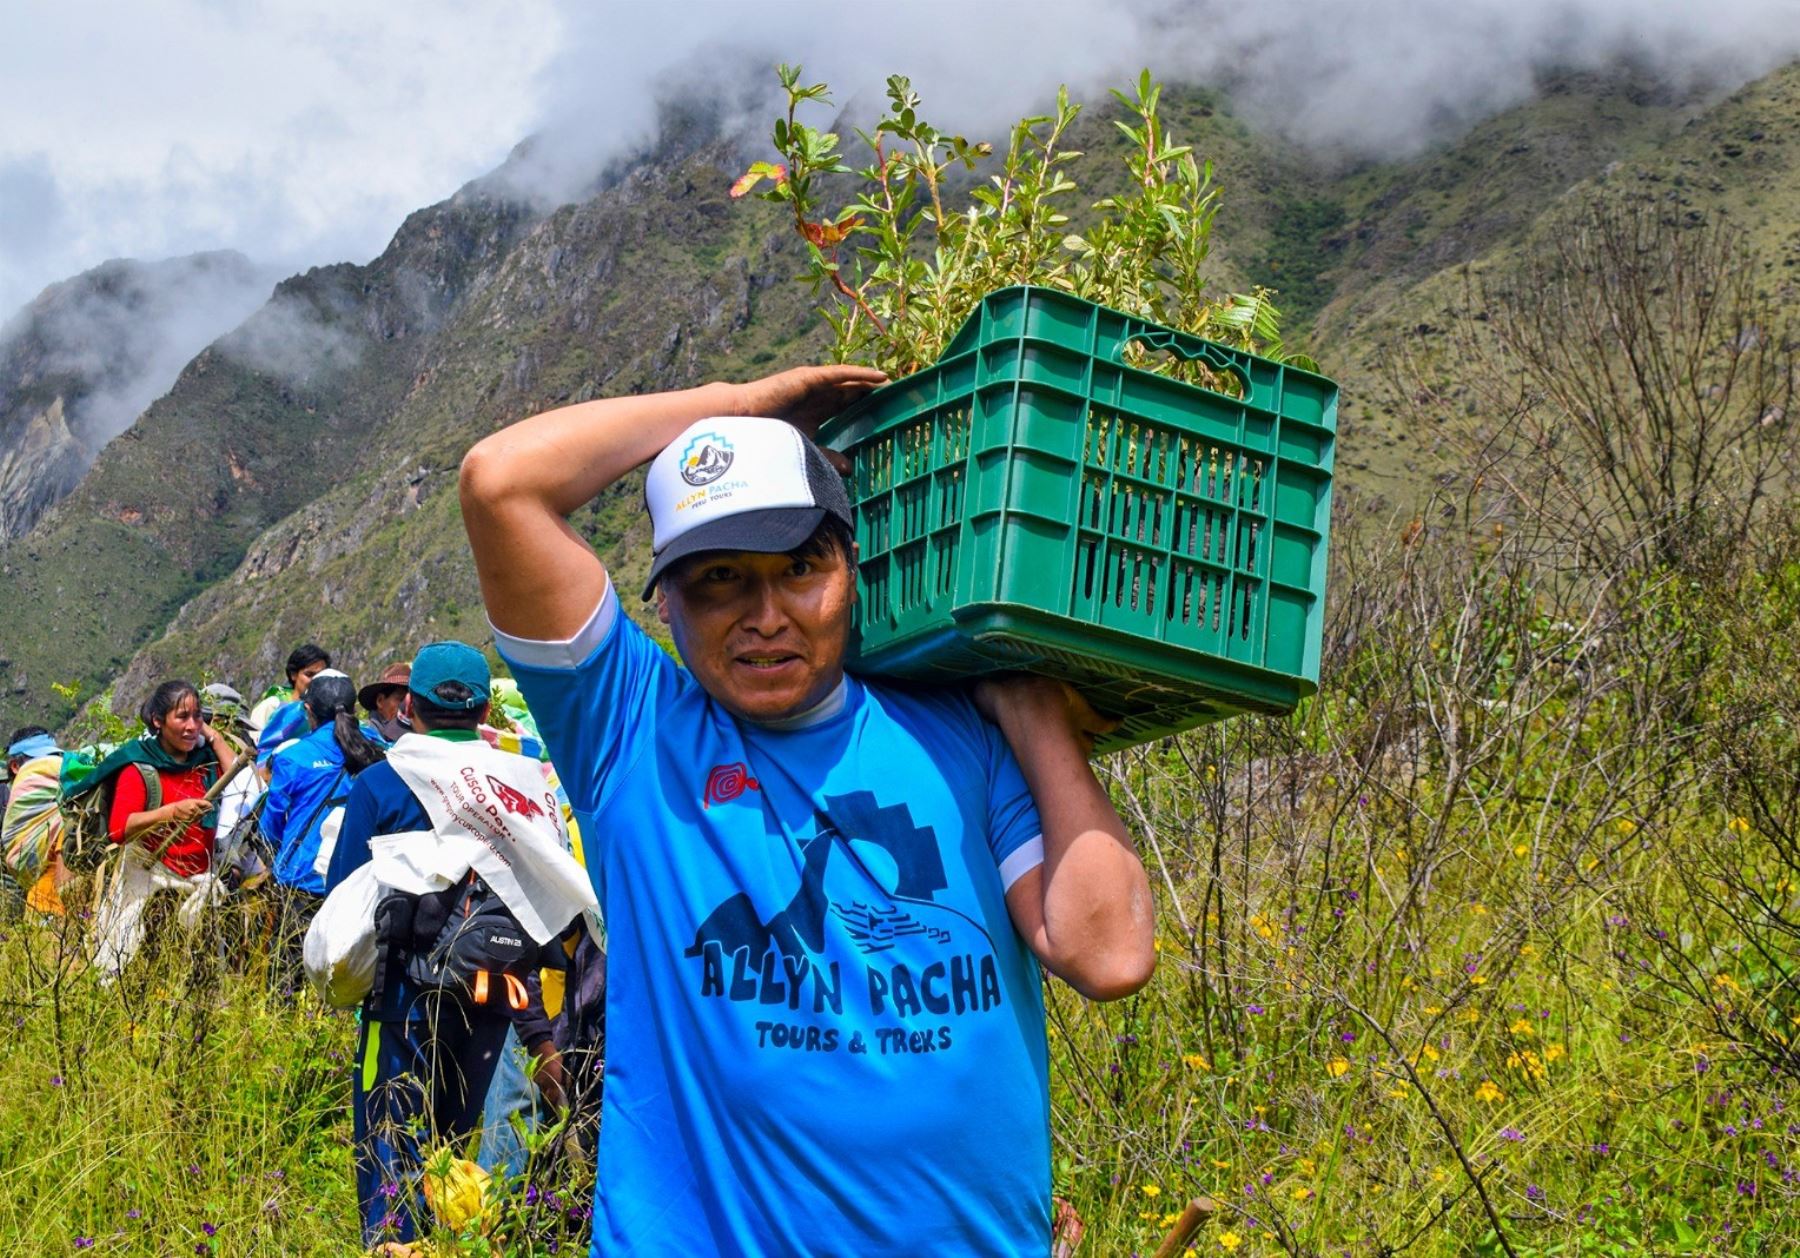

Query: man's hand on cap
[{"left": 729, "top": 365, "right": 888, "bottom": 443}]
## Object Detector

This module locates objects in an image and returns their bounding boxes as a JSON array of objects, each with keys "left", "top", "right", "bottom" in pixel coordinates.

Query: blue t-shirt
[
  {"left": 262, "top": 724, "right": 350, "bottom": 894},
  {"left": 498, "top": 580, "right": 1051, "bottom": 1258}
]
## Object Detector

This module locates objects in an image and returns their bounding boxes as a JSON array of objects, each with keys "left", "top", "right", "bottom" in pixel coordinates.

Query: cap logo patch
[{"left": 680, "top": 432, "right": 736, "bottom": 487}]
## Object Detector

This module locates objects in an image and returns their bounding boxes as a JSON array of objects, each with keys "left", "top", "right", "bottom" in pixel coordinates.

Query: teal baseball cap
[{"left": 409, "top": 640, "right": 491, "bottom": 709}]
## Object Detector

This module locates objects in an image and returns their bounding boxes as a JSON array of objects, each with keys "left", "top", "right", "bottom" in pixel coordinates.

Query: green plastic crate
[{"left": 820, "top": 285, "right": 1337, "bottom": 751}]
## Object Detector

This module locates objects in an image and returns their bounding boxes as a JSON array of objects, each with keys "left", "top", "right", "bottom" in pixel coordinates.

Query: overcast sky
[{"left": 6, "top": 0, "right": 1800, "bottom": 321}]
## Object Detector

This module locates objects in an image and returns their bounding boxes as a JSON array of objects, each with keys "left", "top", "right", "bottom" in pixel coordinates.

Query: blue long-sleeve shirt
[{"left": 262, "top": 724, "right": 351, "bottom": 894}]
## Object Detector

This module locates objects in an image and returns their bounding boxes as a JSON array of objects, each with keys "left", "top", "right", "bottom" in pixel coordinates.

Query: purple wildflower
[
  {"left": 1526, "top": 1184, "right": 1544, "bottom": 1202},
  {"left": 1499, "top": 1128, "right": 1524, "bottom": 1142}
]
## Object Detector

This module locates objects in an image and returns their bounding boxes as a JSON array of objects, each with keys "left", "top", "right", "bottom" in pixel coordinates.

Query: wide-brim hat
[
  {"left": 359, "top": 662, "right": 412, "bottom": 712},
  {"left": 640, "top": 417, "right": 852, "bottom": 599}
]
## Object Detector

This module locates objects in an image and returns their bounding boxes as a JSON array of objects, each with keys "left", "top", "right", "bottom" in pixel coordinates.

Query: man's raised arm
[{"left": 459, "top": 366, "right": 885, "bottom": 640}]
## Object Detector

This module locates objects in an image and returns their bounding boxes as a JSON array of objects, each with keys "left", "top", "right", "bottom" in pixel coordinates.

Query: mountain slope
[
  {"left": 0, "top": 188, "right": 538, "bottom": 725},
  {"left": 0, "top": 251, "right": 273, "bottom": 542},
  {"left": 3, "top": 64, "right": 1797, "bottom": 732}
]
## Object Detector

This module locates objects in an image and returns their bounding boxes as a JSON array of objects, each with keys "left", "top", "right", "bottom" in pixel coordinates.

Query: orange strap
[
  {"left": 503, "top": 973, "right": 530, "bottom": 1012},
  {"left": 473, "top": 970, "right": 490, "bottom": 1005}
]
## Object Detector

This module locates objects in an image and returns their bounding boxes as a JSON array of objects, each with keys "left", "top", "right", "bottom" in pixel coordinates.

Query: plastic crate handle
[{"left": 1118, "top": 326, "right": 1261, "bottom": 404}]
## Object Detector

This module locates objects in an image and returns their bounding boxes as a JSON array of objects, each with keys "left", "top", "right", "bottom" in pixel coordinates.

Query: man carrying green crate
[{"left": 459, "top": 364, "right": 1155, "bottom": 1257}]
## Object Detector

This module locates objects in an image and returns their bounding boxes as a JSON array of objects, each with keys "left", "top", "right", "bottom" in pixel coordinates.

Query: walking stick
[
  {"left": 1151, "top": 1196, "right": 1220, "bottom": 1258},
  {"left": 148, "top": 752, "right": 255, "bottom": 861}
]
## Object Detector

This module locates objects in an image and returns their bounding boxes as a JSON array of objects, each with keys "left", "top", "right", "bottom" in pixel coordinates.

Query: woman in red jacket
[{"left": 89, "top": 680, "right": 238, "bottom": 975}]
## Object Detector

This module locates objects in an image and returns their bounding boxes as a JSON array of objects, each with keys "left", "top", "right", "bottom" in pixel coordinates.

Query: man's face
[
  {"left": 292, "top": 659, "right": 328, "bottom": 697},
  {"left": 659, "top": 543, "right": 856, "bottom": 723},
  {"left": 373, "top": 690, "right": 405, "bottom": 722}
]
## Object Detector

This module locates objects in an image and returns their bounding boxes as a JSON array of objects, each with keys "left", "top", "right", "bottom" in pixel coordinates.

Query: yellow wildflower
[
  {"left": 1469, "top": 974, "right": 1487, "bottom": 986},
  {"left": 1728, "top": 816, "right": 1751, "bottom": 834},
  {"left": 1510, "top": 1019, "right": 1534, "bottom": 1036},
  {"left": 1544, "top": 1043, "right": 1566, "bottom": 1063},
  {"left": 1327, "top": 1057, "right": 1351, "bottom": 1077},
  {"left": 1292, "top": 1185, "right": 1312, "bottom": 1200},
  {"left": 1475, "top": 1079, "right": 1504, "bottom": 1103},
  {"left": 1183, "top": 1054, "right": 1210, "bottom": 1071},
  {"left": 1513, "top": 843, "right": 1529, "bottom": 858},
  {"left": 1616, "top": 818, "right": 1637, "bottom": 835},
  {"left": 1218, "top": 1232, "right": 1242, "bottom": 1252},
  {"left": 1141, "top": 1184, "right": 1162, "bottom": 1198},
  {"left": 1212, "top": 1159, "right": 1232, "bottom": 1169},
  {"left": 1421, "top": 1044, "right": 1441, "bottom": 1062}
]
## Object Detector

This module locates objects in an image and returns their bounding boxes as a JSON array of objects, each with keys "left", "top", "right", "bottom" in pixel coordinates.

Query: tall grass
[
  {"left": 8, "top": 394, "right": 1800, "bottom": 1254},
  {"left": 6, "top": 499, "right": 1795, "bottom": 1256}
]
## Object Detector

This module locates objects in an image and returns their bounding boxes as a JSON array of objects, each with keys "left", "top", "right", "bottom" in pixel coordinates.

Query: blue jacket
[
  {"left": 262, "top": 724, "right": 351, "bottom": 894},
  {"left": 256, "top": 699, "right": 310, "bottom": 764}
]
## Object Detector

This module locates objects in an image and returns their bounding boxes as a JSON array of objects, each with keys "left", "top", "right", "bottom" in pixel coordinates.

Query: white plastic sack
[{"left": 303, "top": 861, "right": 381, "bottom": 1008}]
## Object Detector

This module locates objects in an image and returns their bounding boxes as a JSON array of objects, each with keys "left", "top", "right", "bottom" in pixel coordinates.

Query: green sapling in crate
[{"left": 735, "top": 68, "right": 1336, "bottom": 750}]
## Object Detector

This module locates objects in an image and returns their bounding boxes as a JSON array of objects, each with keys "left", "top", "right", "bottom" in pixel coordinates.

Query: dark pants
[
  {"left": 352, "top": 992, "right": 511, "bottom": 1245},
  {"left": 271, "top": 885, "right": 320, "bottom": 996}
]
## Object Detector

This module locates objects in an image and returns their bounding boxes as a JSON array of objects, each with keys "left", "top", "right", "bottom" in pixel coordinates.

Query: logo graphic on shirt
[
  {"left": 487, "top": 775, "right": 547, "bottom": 819},
  {"left": 684, "top": 791, "right": 1005, "bottom": 1057},
  {"left": 679, "top": 433, "right": 735, "bottom": 487},
  {"left": 702, "top": 762, "right": 761, "bottom": 809}
]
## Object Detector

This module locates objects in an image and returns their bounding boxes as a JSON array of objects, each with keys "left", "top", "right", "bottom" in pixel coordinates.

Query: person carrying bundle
[
  {"left": 254, "top": 643, "right": 333, "bottom": 764},
  {"left": 459, "top": 365, "right": 1156, "bottom": 1256},
  {"left": 76, "top": 680, "right": 240, "bottom": 975},
  {"left": 320, "top": 641, "right": 595, "bottom": 1249},
  {"left": 3, "top": 727, "right": 69, "bottom": 917}
]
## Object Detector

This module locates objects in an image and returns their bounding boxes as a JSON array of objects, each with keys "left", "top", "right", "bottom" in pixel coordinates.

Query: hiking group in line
[{"left": 2, "top": 360, "right": 1156, "bottom": 1257}]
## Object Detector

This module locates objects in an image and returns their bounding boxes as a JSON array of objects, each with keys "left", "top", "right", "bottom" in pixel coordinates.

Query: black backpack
[{"left": 371, "top": 872, "right": 564, "bottom": 1012}]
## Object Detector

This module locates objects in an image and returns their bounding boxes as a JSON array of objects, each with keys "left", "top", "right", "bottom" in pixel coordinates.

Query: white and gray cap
[{"left": 641, "top": 417, "right": 852, "bottom": 599}]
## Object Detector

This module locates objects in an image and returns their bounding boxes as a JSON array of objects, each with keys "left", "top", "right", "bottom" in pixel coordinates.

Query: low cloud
[
  {"left": 216, "top": 287, "right": 362, "bottom": 384},
  {"left": 503, "top": 0, "right": 1800, "bottom": 208},
  {"left": 6, "top": 0, "right": 1799, "bottom": 328},
  {"left": 23, "top": 252, "right": 277, "bottom": 446}
]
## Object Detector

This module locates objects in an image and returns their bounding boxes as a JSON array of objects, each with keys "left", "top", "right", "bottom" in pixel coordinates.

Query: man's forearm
[
  {"left": 463, "top": 381, "right": 740, "bottom": 518},
  {"left": 992, "top": 687, "right": 1156, "bottom": 999}
]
